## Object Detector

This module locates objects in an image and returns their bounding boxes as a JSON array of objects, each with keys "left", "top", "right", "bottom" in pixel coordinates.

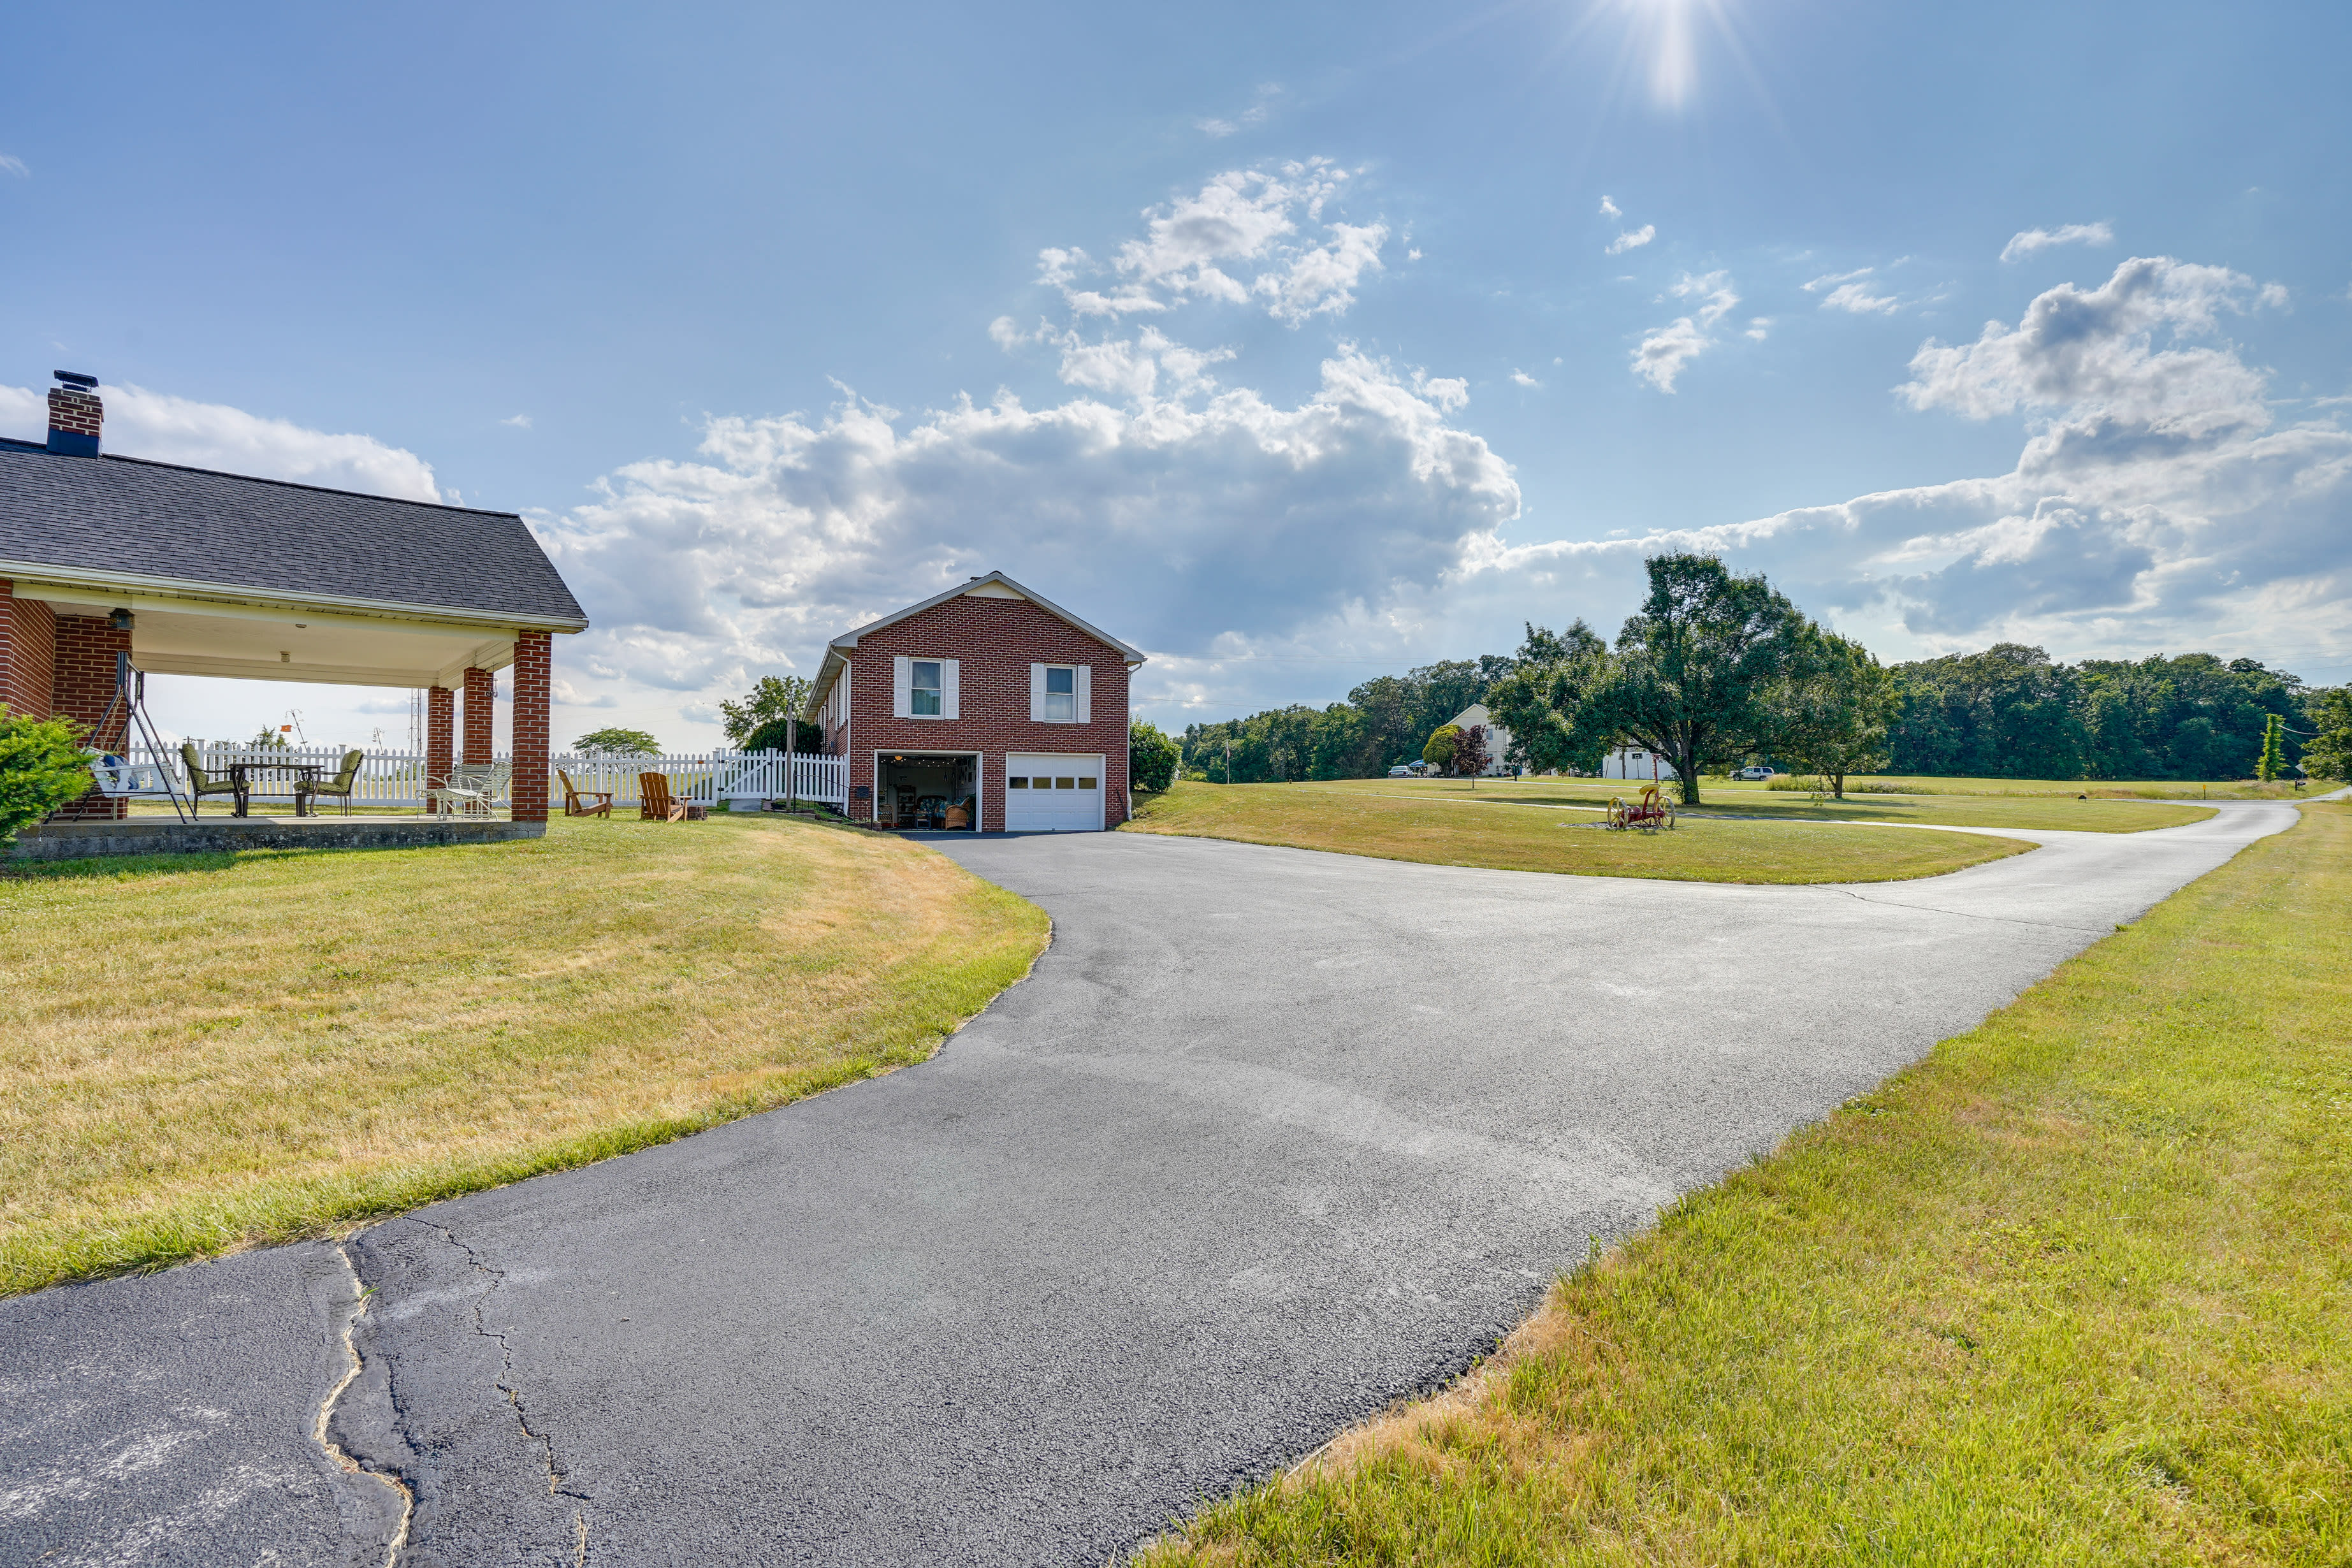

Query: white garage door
[{"left": 1005, "top": 754, "right": 1105, "bottom": 832}]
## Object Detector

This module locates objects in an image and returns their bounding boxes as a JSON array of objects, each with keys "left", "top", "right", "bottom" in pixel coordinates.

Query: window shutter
[
  {"left": 941, "top": 658, "right": 960, "bottom": 720},
  {"left": 1075, "top": 665, "right": 1092, "bottom": 723},
  {"left": 1030, "top": 663, "right": 1048, "bottom": 722},
  {"left": 894, "top": 656, "right": 911, "bottom": 719}
]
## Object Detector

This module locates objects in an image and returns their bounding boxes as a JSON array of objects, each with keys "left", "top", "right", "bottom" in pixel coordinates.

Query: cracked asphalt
[{"left": 0, "top": 801, "right": 2295, "bottom": 1565}]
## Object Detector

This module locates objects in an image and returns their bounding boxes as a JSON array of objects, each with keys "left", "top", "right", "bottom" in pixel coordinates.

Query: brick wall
[
  {"left": 2, "top": 581, "right": 59, "bottom": 720},
  {"left": 425, "top": 685, "right": 454, "bottom": 806},
  {"left": 463, "top": 665, "right": 494, "bottom": 766},
  {"left": 49, "top": 611, "right": 131, "bottom": 820},
  {"left": 843, "top": 594, "right": 1133, "bottom": 829},
  {"left": 511, "top": 630, "right": 551, "bottom": 822}
]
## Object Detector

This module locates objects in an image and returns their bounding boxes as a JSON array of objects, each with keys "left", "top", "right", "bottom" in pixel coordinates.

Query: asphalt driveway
[{"left": 0, "top": 802, "right": 2295, "bottom": 1565}]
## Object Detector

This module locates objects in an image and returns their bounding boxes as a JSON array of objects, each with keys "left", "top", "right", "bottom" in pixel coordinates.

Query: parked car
[
  {"left": 1388, "top": 764, "right": 1415, "bottom": 777},
  {"left": 1733, "top": 765, "right": 1776, "bottom": 781}
]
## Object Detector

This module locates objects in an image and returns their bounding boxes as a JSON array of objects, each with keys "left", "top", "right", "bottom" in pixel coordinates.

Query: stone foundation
[{"left": 9, "top": 817, "right": 547, "bottom": 862}]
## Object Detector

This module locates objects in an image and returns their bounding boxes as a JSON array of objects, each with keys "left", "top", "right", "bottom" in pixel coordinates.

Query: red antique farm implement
[{"left": 1606, "top": 783, "right": 1678, "bottom": 832}]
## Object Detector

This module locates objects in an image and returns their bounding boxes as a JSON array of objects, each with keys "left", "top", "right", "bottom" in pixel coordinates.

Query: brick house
[
  {"left": 2, "top": 371, "right": 587, "bottom": 825},
  {"left": 804, "top": 572, "right": 1144, "bottom": 831}
]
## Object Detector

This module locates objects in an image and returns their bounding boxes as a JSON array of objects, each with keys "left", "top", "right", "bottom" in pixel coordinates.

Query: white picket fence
[{"left": 126, "top": 744, "right": 848, "bottom": 811}]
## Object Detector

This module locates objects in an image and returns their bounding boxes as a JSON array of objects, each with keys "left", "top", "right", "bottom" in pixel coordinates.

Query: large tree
[
  {"left": 1776, "top": 630, "right": 1898, "bottom": 799},
  {"left": 1485, "top": 620, "right": 1610, "bottom": 776},
  {"left": 2302, "top": 688, "right": 2352, "bottom": 780},
  {"left": 574, "top": 727, "right": 661, "bottom": 756},
  {"left": 719, "top": 675, "right": 815, "bottom": 746},
  {"left": 1581, "top": 554, "right": 1815, "bottom": 805}
]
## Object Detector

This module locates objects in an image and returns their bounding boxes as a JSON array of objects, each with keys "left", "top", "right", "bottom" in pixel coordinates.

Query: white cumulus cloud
[
  {"left": 521, "top": 166, "right": 1504, "bottom": 729},
  {"left": 538, "top": 352, "right": 1518, "bottom": 706},
  {"left": 1606, "top": 224, "right": 1656, "bottom": 256},
  {"left": 1510, "top": 369, "right": 1542, "bottom": 388},
  {"left": 1490, "top": 254, "right": 2346, "bottom": 665},
  {"left": 0, "top": 381, "right": 441, "bottom": 500},
  {"left": 1598, "top": 195, "right": 1622, "bottom": 219},
  {"left": 1820, "top": 281, "right": 1900, "bottom": 315},
  {"left": 1033, "top": 161, "right": 1387, "bottom": 327},
  {"left": 1631, "top": 271, "right": 1740, "bottom": 393},
  {"left": 2000, "top": 221, "right": 2115, "bottom": 263}
]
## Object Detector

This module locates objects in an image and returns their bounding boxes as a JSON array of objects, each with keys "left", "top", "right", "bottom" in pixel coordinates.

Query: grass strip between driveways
[
  {"left": 1145, "top": 801, "right": 2351, "bottom": 1567},
  {"left": 1323, "top": 776, "right": 2216, "bottom": 833},
  {"left": 1126, "top": 781, "right": 2029, "bottom": 884},
  {"left": 0, "top": 814, "right": 1048, "bottom": 1296}
]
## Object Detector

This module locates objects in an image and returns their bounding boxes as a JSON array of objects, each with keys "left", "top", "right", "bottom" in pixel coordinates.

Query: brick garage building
[
  {"left": 806, "top": 573, "right": 1144, "bottom": 832},
  {"left": 1, "top": 371, "right": 586, "bottom": 825}
]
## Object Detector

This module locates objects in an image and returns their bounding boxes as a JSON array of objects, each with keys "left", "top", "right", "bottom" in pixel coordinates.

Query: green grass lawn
[
  {"left": 1124, "top": 781, "right": 2028, "bottom": 883},
  {"left": 1319, "top": 777, "right": 2214, "bottom": 834},
  {"left": 0, "top": 813, "right": 1047, "bottom": 1296},
  {"left": 1145, "top": 802, "right": 2351, "bottom": 1567}
]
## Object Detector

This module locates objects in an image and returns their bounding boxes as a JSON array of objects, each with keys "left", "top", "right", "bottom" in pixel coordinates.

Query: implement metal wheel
[{"left": 1607, "top": 797, "right": 1629, "bottom": 830}]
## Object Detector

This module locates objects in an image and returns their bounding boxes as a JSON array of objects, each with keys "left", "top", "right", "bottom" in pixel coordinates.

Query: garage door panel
[{"left": 1005, "top": 753, "right": 1105, "bottom": 832}]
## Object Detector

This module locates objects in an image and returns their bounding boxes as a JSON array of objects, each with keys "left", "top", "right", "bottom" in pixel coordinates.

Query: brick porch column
[
  {"left": 50, "top": 611, "right": 133, "bottom": 820},
  {"left": 511, "top": 630, "right": 550, "bottom": 823},
  {"left": 1, "top": 582, "right": 58, "bottom": 720},
  {"left": 463, "top": 665, "right": 494, "bottom": 766},
  {"left": 425, "top": 685, "right": 454, "bottom": 814}
]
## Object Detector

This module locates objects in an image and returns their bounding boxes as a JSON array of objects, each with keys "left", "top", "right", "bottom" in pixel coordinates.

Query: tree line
[{"left": 1178, "top": 554, "right": 2350, "bottom": 797}]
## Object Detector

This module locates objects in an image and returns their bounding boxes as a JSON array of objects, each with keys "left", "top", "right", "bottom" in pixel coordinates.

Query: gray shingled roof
[{"left": 0, "top": 440, "right": 587, "bottom": 627}]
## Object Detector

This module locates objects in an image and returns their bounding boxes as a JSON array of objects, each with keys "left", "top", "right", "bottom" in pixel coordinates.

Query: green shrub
[
  {"left": 0, "top": 709, "right": 95, "bottom": 845},
  {"left": 1129, "top": 720, "right": 1180, "bottom": 792}
]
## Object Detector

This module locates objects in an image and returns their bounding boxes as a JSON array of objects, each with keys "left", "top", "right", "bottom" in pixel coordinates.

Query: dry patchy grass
[
  {"left": 0, "top": 813, "right": 1047, "bottom": 1295},
  {"left": 1145, "top": 803, "right": 2352, "bottom": 1567},
  {"left": 1125, "top": 781, "right": 2028, "bottom": 884}
]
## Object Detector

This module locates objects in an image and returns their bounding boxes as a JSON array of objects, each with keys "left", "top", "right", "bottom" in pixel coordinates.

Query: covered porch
[{"left": 3, "top": 376, "right": 588, "bottom": 857}]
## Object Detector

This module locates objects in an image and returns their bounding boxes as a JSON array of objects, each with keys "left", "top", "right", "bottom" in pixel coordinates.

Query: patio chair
[
  {"left": 558, "top": 768, "right": 613, "bottom": 818},
  {"left": 427, "top": 760, "right": 507, "bottom": 818},
  {"left": 298, "top": 750, "right": 367, "bottom": 817},
  {"left": 639, "top": 772, "right": 688, "bottom": 822},
  {"left": 180, "top": 743, "right": 240, "bottom": 818}
]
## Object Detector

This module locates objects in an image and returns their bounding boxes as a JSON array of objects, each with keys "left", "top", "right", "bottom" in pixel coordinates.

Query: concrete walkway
[{"left": 0, "top": 803, "right": 2296, "bottom": 1565}]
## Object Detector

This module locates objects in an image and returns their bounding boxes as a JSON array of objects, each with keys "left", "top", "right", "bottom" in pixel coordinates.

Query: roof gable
[
  {"left": 804, "top": 571, "right": 1143, "bottom": 716},
  {"left": 829, "top": 572, "right": 1142, "bottom": 661}
]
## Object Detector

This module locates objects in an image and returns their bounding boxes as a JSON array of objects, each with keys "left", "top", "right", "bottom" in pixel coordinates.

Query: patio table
[{"left": 226, "top": 761, "right": 321, "bottom": 818}]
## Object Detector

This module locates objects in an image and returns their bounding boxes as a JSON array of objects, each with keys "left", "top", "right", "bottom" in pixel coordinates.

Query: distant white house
[
  {"left": 1442, "top": 704, "right": 1515, "bottom": 776},
  {"left": 1601, "top": 745, "right": 1679, "bottom": 781}
]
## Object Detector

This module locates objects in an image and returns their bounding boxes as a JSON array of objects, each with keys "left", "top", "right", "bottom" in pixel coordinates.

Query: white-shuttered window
[
  {"left": 895, "top": 657, "right": 960, "bottom": 719},
  {"left": 1031, "top": 663, "right": 1091, "bottom": 723}
]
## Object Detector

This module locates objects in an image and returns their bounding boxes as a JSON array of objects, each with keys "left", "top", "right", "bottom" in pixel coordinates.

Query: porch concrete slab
[
  {"left": 0, "top": 801, "right": 2297, "bottom": 1565},
  {"left": 10, "top": 816, "right": 544, "bottom": 860}
]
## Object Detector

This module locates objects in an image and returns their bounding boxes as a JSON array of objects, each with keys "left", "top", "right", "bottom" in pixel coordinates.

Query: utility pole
[{"left": 1225, "top": 741, "right": 1232, "bottom": 785}]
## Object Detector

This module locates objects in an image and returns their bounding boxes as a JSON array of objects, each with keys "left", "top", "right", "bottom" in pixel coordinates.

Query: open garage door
[{"left": 1004, "top": 754, "right": 1105, "bottom": 832}]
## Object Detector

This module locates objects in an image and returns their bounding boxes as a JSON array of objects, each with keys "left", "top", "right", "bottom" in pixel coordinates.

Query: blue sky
[{"left": 6, "top": 1, "right": 2349, "bottom": 749}]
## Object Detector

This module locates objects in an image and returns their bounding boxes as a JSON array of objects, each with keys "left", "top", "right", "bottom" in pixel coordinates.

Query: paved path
[{"left": 0, "top": 804, "right": 2296, "bottom": 1565}]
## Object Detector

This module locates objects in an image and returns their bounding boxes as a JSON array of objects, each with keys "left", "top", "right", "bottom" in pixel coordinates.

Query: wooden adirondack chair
[
  {"left": 559, "top": 768, "right": 613, "bottom": 818},
  {"left": 639, "top": 772, "right": 688, "bottom": 822}
]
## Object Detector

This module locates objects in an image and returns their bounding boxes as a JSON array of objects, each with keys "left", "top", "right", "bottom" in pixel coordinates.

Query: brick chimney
[{"left": 46, "top": 370, "right": 102, "bottom": 457}]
